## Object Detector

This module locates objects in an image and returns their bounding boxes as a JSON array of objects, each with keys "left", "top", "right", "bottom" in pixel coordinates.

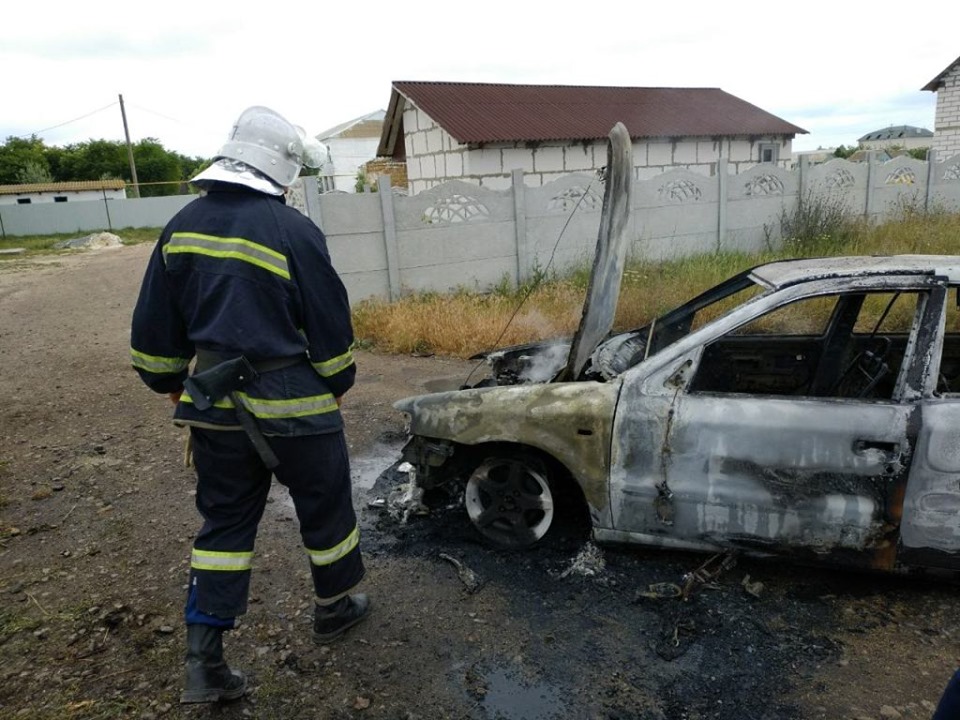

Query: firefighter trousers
[{"left": 185, "top": 427, "right": 364, "bottom": 624}]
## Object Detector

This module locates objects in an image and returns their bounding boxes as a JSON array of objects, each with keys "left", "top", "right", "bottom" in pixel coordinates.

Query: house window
[
  {"left": 759, "top": 143, "right": 779, "bottom": 164},
  {"left": 54, "top": 196, "right": 68, "bottom": 203},
  {"left": 16, "top": 198, "right": 31, "bottom": 204}
]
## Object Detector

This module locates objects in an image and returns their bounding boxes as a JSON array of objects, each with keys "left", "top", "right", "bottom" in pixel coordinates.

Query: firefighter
[{"left": 130, "top": 106, "right": 369, "bottom": 704}]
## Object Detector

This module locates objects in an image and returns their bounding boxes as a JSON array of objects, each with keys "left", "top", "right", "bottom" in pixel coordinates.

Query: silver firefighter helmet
[{"left": 216, "top": 106, "right": 306, "bottom": 188}]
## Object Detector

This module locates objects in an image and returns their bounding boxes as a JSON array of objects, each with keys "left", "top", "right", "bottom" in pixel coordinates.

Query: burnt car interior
[{"left": 690, "top": 286, "right": 960, "bottom": 400}]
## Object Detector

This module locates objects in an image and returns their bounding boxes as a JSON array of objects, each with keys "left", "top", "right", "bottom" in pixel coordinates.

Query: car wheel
[{"left": 464, "top": 452, "right": 555, "bottom": 548}]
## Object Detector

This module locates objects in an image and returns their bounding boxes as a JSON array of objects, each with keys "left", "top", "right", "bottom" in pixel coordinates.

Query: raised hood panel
[{"left": 558, "top": 122, "right": 633, "bottom": 381}]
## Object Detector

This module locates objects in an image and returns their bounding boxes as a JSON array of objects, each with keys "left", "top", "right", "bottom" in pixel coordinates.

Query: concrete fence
[
  {"left": 307, "top": 152, "right": 960, "bottom": 302},
  {"left": 4, "top": 152, "right": 960, "bottom": 304}
]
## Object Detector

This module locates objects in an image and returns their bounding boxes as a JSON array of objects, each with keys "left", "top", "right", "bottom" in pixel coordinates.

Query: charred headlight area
[{"left": 399, "top": 436, "right": 467, "bottom": 489}]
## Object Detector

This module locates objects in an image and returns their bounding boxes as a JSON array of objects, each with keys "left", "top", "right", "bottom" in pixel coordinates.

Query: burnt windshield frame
[{"left": 643, "top": 270, "right": 760, "bottom": 356}]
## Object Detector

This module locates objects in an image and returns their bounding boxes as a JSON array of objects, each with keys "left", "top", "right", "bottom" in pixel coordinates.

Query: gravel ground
[{"left": 1, "top": 243, "right": 958, "bottom": 720}]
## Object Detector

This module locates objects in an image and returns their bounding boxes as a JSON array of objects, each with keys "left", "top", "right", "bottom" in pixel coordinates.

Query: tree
[
  {"left": 56, "top": 139, "right": 126, "bottom": 182},
  {"left": 0, "top": 135, "right": 210, "bottom": 192},
  {"left": 15, "top": 160, "right": 53, "bottom": 184},
  {"left": 833, "top": 145, "right": 856, "bottom": 159},
  {"left": 133, "top": 138, "right": 182, "bottom": 197},
  {"left": 0, "top": 135, "right": 50, "bottom": 184}
]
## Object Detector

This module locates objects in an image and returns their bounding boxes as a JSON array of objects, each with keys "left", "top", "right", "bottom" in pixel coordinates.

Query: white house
[
  {"left": 316, "top": 110, "right": 386, "bottom": 193},
  {"left": 377, "top": 81, "right": 807, "bottom": 195},
  {"left": 0, "top": 179, "right": 126, "bottom": 206},
  {"left": 923, "top": 55, "right": 960, "bottom": 158}
]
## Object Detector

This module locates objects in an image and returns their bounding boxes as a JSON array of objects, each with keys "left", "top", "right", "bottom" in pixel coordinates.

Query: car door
[
  {"left": 610, "top": 282, "right": 932, "bottom": 570},
  {"left": 899, "top": 282, "right": 960, "bottom": 569}
]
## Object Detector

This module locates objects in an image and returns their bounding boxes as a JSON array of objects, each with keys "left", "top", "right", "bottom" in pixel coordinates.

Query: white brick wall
[
  {"left": 534, "top": 146, "right": 564, "bottom": 173},
  {"left": 673, "top": 141, "right": 697, "bottom": 164},
  {"left": 728, "top": 140, "right": 753, "bottom": 162},
  {"left": 564, "top": 144, "right": 593, "bottom": 171},
  {"left": 479, "top": 175, "right": 512, "bottom": 190},
  {"left": 403, "top": 104, "right": 419, "bottom": 132},
  {"left": 697, "top": 140, "right": 719, "bottom": 163},
  {"left": 412, "top": 132, "right": 428, "bottom": 156},
  {"left": 426, "top": 128, "right": 443, "bottom": 154},
  {"left": 647, "top": 141, "right": 672, "bottom": 166},
  {"left": 421, "top": 155, "right": 436, "bottom": 179},
  {"left": 407, "top": 158, "right": 422, "bottom": 181},
  {"left": 465, "top": 148, "right": 504, "bottom": 176},
  {"left": 445, "top": 152, "right": 464, "bottom": 177},
  {"left": 933, "top": 66, "right": 960, "bottom": 157},
  {"left": 503, "top": 148, "right": 534, "bottom": 173}
]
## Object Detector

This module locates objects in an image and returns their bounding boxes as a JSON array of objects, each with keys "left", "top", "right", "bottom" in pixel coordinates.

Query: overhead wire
[{"left": 18, "top": 101, "right": 118, "bottom": 138}]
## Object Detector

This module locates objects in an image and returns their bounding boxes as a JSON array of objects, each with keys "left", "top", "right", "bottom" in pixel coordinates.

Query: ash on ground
[{"left": 357, "top": 455, "right": 929, "bottom": 720}]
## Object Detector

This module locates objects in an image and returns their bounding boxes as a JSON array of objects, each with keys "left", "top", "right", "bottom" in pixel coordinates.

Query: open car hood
[{"left": 557, "top": 122, "right": 633, "bottom": 381}]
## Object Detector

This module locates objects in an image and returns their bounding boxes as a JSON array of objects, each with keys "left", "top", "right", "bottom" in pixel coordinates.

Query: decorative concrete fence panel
[
  {"left": 928, "top": 154, "right": 960, "bottom": 211},
  {"left": 804, "top": 159, "right": 869, "bottom": 218},
  {"left": 870, "top": 156, "right": 930, "bottom": 220},
  {"left": 726, "top": 163, "right": 799, "bottom": 253},
  {"left": 525, "top": 175, "right": 604, "bottom": 277},
  {"left": 393, "top": 181, "right": 517, "bottom": 294},
  {"left": 634, "top": 168, "right": 720, "bottom": 261}
]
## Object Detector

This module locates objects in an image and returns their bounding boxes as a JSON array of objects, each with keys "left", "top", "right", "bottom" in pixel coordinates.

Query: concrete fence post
[
  {"left": 717, "top": 158, "right": 728, "bottom": 252},
  {"left": 925, "top": 149, "right": 938, "bottom": 212},
  {"left": 377, "top": 175, "right": 401, "bottom": 301},
  {"left": 865, "top": 152, "right": 877, "bottom": 220},
  {"left": 512, "top": 168, "right": 528, "bottom": 285},
  {"left": 798, "top": 154, "right": 809, "bottom": 201},
  {"left": 302, "top": 176, "right": 324, "bottom": 229}
]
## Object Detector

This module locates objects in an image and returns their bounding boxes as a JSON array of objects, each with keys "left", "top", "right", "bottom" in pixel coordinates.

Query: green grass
[{"left": 0, "top": 227, "right": 160, "bottom": 257}]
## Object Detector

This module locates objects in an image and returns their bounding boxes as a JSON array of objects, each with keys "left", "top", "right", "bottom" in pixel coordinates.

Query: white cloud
[{"left": 1, "top": 0, "right": 957, "bottom": 157}]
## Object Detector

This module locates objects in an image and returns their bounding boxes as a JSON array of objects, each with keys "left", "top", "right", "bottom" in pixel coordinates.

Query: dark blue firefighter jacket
[{"left": 130, "top": 182, "right": 355, "bottom": 436}]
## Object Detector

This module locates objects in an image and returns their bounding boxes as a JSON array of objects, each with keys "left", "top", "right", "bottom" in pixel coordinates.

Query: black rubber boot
[
  {"left": 313, "top": 594, "right": 371, "bottom": 644},
  {"left": 180, "top": 624, "right": 247, "bottom": 704}
]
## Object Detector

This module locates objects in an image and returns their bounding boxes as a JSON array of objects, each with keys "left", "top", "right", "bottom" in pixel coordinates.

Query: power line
[
  {"left": 19, "top": 101, "right": 119, "bottom": 139},
  {"left": 128, "top": 102, "right": 222, "bottom": 137}
]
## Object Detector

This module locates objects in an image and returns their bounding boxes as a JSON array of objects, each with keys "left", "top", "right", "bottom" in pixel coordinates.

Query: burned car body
[
  {"left": 396, "top": 254, "right": 960, "bottom": 572},
  {"left": 392, "top": 127, "right": 960, "bottom": 572}
]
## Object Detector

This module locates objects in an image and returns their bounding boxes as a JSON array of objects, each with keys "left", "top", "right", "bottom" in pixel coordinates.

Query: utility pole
[{"left": 119, "top": 93, "right": 140, "bottom": 198}]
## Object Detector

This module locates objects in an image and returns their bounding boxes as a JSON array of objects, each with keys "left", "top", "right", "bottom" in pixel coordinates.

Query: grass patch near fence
[
  {"left": 353, "top": 212, "right": 960, "bottom": 359},
  {"left": 0, "top": 227, "right": 161, "bottom": 257}
]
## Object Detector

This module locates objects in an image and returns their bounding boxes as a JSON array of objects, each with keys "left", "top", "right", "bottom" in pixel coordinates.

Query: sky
[{"left": 1, "top": 1, "right": 957, "bottom": 159}]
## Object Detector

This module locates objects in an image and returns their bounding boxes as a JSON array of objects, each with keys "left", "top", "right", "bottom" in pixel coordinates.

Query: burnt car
[
  {"left": 393, "top": 128, "right": 960, "bottom": 573},
  {"left": 395, "top": 247, "right": 960, "bottom": 571}
]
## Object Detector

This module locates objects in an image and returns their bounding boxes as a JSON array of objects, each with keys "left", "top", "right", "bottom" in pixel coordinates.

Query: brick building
[
  {"left": 376, "top": 81, "right": 806, "bottom": 195},
  {"left": 923, "top": 55, "right": 960, "bottom": 158}
]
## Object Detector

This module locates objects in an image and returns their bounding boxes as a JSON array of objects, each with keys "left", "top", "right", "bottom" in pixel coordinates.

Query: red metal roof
[{"left": 388, "top": 81, "right": 806, "bottom": 146}]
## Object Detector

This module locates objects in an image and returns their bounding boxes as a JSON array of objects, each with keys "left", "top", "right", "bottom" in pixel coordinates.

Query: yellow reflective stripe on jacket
[
  {"left": 164, "top": 232, "right": 290, "bottom": 280},
  {"left": 306, "top": 526, "right": 359, "bottom": 567},
  {"left": 191, "top": 548, "right": 254, "bottom": 572},
  {"left": 311, "top": 346, "right": 355, "bottom": 378},
  {"left": 131, "top": 348, "right": 191, "bottom": 374},
  {"left": 180, "top": 389, "right": 339, "bottom": 418}
]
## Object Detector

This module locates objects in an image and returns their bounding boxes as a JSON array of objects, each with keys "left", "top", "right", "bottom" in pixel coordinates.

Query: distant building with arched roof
[{"left": 858, "top": 125, "right": 932, "bottom": 151}]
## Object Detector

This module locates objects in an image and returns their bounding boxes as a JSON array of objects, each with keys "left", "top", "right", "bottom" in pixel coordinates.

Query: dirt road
[{"left": 1, "top": 244, "right": 958, "bottom": 720}]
